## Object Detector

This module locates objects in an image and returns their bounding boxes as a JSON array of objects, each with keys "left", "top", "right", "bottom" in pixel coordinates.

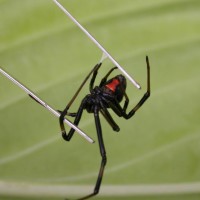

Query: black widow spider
[{"left": 58, "top": 56, "right": 150, "bottom": 200}]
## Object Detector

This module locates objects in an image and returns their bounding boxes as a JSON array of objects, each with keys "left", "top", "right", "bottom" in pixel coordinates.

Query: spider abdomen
[
  {"left": 103, "top": 75, "right": 127, "bottom": 103},
  {"left": 105, "top": 78, "right": 120, "bottom": 92}
]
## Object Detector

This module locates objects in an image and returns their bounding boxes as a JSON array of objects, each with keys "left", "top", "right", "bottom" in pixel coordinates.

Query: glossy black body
[{"left": 59, "top": 56, "right": 151, "bottom": 200}]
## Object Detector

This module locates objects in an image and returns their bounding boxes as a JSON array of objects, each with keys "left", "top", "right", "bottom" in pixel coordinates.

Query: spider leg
[
  {"left": 65, "top": 112, "right": 77, "bottom": 117},
  {"left": 60, "top": 97, "right": 87, "bottom": 141},
  {"left": 124, "top": 56, "right": 150, "bottom": 119},
  {"left": 100, "top": 100, "right": 120, "bottom": 132},
  {"left": 78, "top": 106, "right": 107, "bottom": 200},
  {"left": 122, "top": 91, "right": 129, "bottom": 112},
  {"left": 57, "top": 110, "right": 77, "bottom": 117},
  {"left": 89, "top": 63, "right": 102, "bottom": 92},
  {"left": 99, "top": 66, "right": 118, "bottom": 87},
  {"left": 117, "top": 83, "right": 129, "bottom": 113},
  {"left": 108, "top": 56, "right": 150, "bottom": 119},
  {"left": 62, "top": 63, "right": 101, "bottom": 112},
  {"left": 59, "top": 62, "right": 102, "bottom": 136},
  {"left": 100, "top": 109, "right": 120, "bottom": 132}
]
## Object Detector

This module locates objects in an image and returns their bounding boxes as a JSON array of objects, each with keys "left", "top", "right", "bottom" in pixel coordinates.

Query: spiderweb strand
[
  {"left": 53, "top": 0, "right": 141, "bottom": 89},
  {"left": 99, "top": 52, "right": 108, "bottom": 63},
  {"left": 0, "top": 67, "right": 94, "bottom": 144}
]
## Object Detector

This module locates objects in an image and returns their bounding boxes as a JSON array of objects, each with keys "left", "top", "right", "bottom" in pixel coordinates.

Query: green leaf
[{"left": 0, "top": 0, "right": 200, "bottom": 199}]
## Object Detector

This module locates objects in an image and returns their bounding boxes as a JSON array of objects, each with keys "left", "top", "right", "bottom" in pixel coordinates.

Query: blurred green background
[{"left": 0, "top": 0, "right": 200, "bottom": 199}]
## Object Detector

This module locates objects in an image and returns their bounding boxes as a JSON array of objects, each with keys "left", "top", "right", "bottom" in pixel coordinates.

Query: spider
[{"left": 58, "top": 56, "right": 151, "bottom": 200}]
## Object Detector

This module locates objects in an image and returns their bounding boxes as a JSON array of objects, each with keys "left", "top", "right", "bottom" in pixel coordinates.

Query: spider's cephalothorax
[{"left": 58, "top": 56, "right": 150, "bottom": 200}]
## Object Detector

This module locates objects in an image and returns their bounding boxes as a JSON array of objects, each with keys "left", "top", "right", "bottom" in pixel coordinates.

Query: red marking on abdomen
[{"left": 105, "top": 79, "right": 120, "bottom": 92}]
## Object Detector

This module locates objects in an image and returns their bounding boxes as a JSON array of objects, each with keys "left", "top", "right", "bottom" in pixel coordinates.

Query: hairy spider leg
[
  {"left": 107, "top": 56, "right": 150, "bottom": 119},
  {"left": 59, "top": 63, "right": 102, "bottom": 136}
]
